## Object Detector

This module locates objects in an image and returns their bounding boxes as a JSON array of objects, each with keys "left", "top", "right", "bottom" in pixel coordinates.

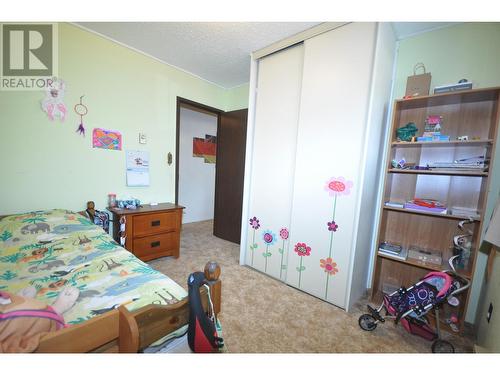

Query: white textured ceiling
[
  {"left": 75, "top": 22, "right": 320, "bottom": 88},
  {"left": 75, "top": 22, "right": 458, "bottom": 88}
]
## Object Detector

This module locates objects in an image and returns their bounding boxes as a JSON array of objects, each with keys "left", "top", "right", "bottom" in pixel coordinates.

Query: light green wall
[
  {"left": 393, "top": 22, "right": 500, "bottom": 326},
  {"left": 394, "top": 23, "right": 500, "bottom": 98},
  {"left": 0, "top": 23, "right": 249, "bottom": 215},
  {"left": 225, "top": 83, "right": 250, "bottom": 111},
  {"left": 476, "top": 251, "right": 500, "bottom": 352}
]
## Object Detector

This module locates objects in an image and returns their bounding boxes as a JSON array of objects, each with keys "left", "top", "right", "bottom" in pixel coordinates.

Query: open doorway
[
  {"left": 175, "top": 97, "right": 248, "bottom": 244},
  {"left": 177, "top": 101, "right": 219, "bottom": 224}
]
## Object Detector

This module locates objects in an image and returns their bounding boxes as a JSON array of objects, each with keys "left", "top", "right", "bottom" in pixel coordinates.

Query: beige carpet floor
[{"left": 148, "top": 220, "right": 474, "bottom": 353}]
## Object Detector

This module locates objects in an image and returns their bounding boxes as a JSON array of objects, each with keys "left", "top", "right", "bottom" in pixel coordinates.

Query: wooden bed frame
[
  {"left": 35, "top": 264, "right": 221, "bottom": 353},
  {"left": 0, "top": 210, "right": 222, "bottom": 353}
]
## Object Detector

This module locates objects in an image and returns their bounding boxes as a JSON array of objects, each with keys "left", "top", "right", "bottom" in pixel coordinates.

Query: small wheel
[
  {"left": 431, "top": 339, "right": 455, "bottom": 353},
  {"left": 359, "top": 314, "right": 377, "bottom": 331}
]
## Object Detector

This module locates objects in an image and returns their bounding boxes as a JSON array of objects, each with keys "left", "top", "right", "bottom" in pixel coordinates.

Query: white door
[
  {"left": 285, "top": 23, "right": 377, "bottom": 308},
  {"left": 244, "top": 44, "right": 304, "bottom": 281}
]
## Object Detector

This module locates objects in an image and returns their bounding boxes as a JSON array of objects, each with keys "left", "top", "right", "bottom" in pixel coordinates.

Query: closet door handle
[
  {"left": 151, "top": 220, "right": 161, "bottom": 227},
  {"left": 151, "top": 241, "right": 160, "bottom": 248}
]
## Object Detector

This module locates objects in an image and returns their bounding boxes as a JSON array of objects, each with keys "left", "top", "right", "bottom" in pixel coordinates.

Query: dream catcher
[
  {"left": 41, "top": 77, "right": 67, "bottom": 122},
  {"left": 74, "top": 96, "right": 88, "bottom": 136}
]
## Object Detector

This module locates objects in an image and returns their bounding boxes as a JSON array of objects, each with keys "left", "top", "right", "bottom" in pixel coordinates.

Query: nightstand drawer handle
[
  {"left": 151, "top": 241, "right": 160, "bottom": 248},
  {"left": 151, "top": 220, "right": 161, "bottom": 227}
]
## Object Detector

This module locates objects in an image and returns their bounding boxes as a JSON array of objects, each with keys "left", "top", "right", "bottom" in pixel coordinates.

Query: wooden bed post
[
  {"left": 204, "top": 261, "right": 222, "bottom": 315},
  {"left": 118, "top": 305, "right": 140, "bottom": 353}
]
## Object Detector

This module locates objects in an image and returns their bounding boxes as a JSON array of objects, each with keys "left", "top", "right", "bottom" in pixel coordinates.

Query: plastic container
[{"left": 108, "top": 193, "right": 117, "bottom": 208}]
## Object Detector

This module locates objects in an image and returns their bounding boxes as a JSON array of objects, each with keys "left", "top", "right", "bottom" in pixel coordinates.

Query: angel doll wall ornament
[{"left": 40, "top": 78, "right": 67, "bottom": 122}]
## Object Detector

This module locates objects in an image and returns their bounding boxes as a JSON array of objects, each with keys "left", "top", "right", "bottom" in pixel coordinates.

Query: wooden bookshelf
[{"left": 370, "top": 87, "right": 500, "bottom": 334}]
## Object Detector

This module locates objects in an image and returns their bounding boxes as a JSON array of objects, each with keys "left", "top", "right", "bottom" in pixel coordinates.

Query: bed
[{"left": 0, "top": 208, "right": 221, "bottom": 353}]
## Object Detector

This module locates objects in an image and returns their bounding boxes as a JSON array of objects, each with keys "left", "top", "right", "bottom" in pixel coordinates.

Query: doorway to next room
[
  {"left": 175, "top": 98, "right": 248, "bottom": 244},
  {"left": 178, "top": 105, "right": 217, "bottom": 224}
]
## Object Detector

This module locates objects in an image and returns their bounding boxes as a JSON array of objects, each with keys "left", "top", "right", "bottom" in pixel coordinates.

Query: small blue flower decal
[
  {"left": 262, "top": 230, "right": 277, "bottom": 272},
  {"left": 262, "top": 230, "right": 277, "bottom": 246}
]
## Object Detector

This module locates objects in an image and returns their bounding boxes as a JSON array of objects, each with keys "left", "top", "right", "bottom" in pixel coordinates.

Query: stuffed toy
[{"left": 0, "top": 286, "right": 79, "bottom": 353}]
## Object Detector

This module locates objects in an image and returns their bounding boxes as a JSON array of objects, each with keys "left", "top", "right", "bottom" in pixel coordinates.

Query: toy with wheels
[{"left": 359, "top": 254, "right": 470, "bottom": 353}]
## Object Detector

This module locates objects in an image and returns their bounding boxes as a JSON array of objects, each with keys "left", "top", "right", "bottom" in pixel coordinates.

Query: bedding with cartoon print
[{"left": 0, "top": 209, "right": 187, "bottom": 325}]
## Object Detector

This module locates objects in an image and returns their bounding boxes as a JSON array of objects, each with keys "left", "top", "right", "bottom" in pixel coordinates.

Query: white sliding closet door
[
  {"left": 244, "top": 44, "right": 304, "bottom": 280},
  {"left": 285, "top": 23, "right": 377, "bottom": 308}
]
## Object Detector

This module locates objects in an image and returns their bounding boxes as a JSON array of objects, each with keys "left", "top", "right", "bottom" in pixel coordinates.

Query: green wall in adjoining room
[
  {"left": 393, "top": 22, "right": 500, "bottom": 328},
  {"left": 225, "top": 83, "right": 250, "bottom": 111},
  {"left": 0, "top": 23, "right": 249, "bottom": 215}
]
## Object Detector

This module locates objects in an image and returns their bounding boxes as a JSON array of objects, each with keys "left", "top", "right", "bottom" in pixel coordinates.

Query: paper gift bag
[{"left": 405, "top": 63, "right": 431, "bottom": 97}]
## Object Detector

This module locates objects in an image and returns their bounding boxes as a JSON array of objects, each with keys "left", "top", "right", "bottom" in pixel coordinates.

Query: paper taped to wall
[{"left": 126, "top": 150, "right": 150, "bottom": 187}]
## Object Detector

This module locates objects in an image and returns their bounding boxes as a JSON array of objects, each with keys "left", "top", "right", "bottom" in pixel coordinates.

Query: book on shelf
[
  {"left": 434, "top": 81, "right": 473, "bottom": 94},
  {"left": 450, "top": 207, "right": 480, "bottom": 219},
  {"left": 407, "top": 246, "right": 442, "bottom": 266},
  {"left": 403, "top": 199, "right": 447, "bottom": 214},
  {"left": 418, "top": 135, "right": 450, "bottom": 142},
  {"left": 378, "top": 246, "right": 408, "bottom": 261},
  {"left": 384, "top": 201, "right": 405, "bottom": 209},
  {"left": 428, "top": 163, "right": 486, "bottom": 170},
  {"left": 379, "top": 241, "right": 402, "bottom": 254},
  {"left": 427, "top": 155, "right": 488, "bottom": 171}
]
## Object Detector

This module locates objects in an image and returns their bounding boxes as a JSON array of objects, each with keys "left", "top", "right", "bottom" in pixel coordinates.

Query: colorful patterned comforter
[{"left": 0, "top": 209, "right": 187, "bottom": 325}]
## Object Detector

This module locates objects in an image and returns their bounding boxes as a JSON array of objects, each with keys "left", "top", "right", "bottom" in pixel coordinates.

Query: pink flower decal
[
  {"left": 278, "top": 228, "right": 289, "bottom": 279},
  {"left": 294, "top": 242, "right": 311, "bottom": 288},
  {"left": 294, "top": 242, "right": 311, "bottom": 257},
  {"left": 249, "top": 216, "right": 260, "bottom": 266},
  {"left": 249, "top": 216, "right": 260, "bottom": 229},
  {"left": 279, "top": 228, "right": 289, "bottom": 240},
  {"left": 327, "top": 221, "right": 338, "bottom": 232},
  {"left": 262, "top": 230, "right": 276, "bottom": 272},
  {"left": 324, "top": 176, "right": 353, "bottom": 197},
  {"left": 320, "top": 258, "right": 339, "bottom": 275}
]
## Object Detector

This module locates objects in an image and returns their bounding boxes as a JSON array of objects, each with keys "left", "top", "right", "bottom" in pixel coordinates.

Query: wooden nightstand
[{"left": 109, "top": 203, "right": 184, "bottom": 261}]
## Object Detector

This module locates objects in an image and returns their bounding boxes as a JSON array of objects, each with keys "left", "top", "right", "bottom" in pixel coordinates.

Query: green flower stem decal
[
  {"left": 325, "top": 195, "right": 337, "bottom": 300},
  {"left": 328, "top": 195, "right": 337, "bottom": 257},
  {"left": 248, "top": 217, "right": 260, "bottom": 266},
  {"left": 264, "top": 244, "right": 271, "bottom": 272},
  {"left": 279, "top": 239, "right": 286, "bottom": 279},
  {"left": 262, "top": 230, "right": 276, "bottom": 273},
  {"left": 250, "top": 229, "right": 257, "bottom": 266},
  {"left": 297, "top": 257, "right": 304, "bottom": 287},
  {"left": 325, "top": 272, "right": 330, "bottom": 300},
  {"left": 279, "top": 228, "right": 289, "bottom": 280}
]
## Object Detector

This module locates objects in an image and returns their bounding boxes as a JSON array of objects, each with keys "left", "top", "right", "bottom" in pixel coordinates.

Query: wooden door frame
[{"left": 175, "top": 97, "right": 223, "bottom": 206}]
